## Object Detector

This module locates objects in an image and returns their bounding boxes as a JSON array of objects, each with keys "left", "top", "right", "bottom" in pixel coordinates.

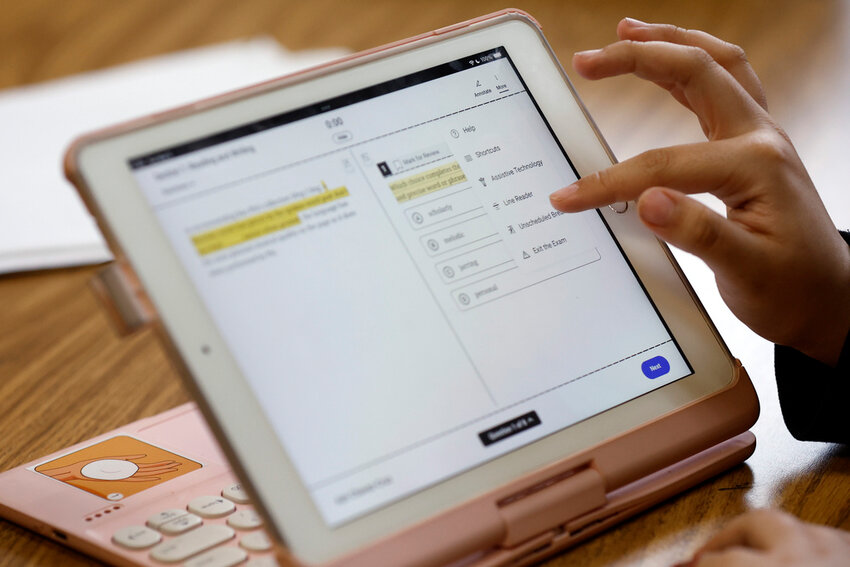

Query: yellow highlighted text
[
  {"left": 192, "top": 185, "right": 349, "bottom": 255},
  {"left": 389, "top": 161, "right": 467, "bottom": 203}
]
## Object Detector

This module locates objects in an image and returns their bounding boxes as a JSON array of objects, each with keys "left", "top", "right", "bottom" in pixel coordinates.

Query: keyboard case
[{"left": 37, "top": 8, "right": 760, "bottom": 566}]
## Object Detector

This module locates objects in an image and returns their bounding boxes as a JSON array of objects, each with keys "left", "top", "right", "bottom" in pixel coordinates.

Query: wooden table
[{"left": 2, "top": 1, "right": 848, "bottom": 565}]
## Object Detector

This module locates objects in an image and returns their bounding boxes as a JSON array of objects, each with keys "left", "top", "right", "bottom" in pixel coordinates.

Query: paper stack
[{"left": 0, "top": 38, "right": 347, "bottom": 274}]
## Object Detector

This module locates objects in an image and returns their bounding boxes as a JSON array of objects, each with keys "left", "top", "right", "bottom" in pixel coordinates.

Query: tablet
[{"left": 65, "top": 10, "right": 758, "bottom": 565}]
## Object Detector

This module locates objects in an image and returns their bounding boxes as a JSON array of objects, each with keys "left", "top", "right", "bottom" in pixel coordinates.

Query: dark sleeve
[{"left": 773, "top": 231, "right": 850, "bottom": 444}]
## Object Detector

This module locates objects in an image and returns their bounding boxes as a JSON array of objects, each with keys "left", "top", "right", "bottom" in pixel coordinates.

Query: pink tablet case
[
  {"left": 17, "top": 9, "right": 760, "bottom": 566},
  {"left": 0, "top": 381, "right": 756, "bottom": 567}
]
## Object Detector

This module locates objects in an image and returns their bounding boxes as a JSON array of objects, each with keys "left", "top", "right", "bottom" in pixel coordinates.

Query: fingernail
[
  {"left": 639, "top": 190, "right": 675, "bottom": 226},
  {"left": 623, "top": 17, "right": 648, "bottom": 27},
  {"left": 550, "top": 183, "right": 578, "bottom": 205},
  {"left": 573, "top": 49, "right": 601, "bottom": 58}
]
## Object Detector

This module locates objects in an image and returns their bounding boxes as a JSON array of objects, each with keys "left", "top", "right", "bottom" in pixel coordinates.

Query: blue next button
[{"left": 641, "top": 356, "right": 670, "bottom": 379}]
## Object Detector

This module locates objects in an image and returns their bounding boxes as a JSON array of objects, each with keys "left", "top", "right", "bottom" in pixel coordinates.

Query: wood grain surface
[{"left": 1, "top": 1, "right": 848, "bottom": 566}]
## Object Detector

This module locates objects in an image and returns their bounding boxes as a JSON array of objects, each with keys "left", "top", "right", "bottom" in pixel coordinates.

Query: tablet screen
[{"left": 128, "top": 47, "right": 691, "bottom": 526}]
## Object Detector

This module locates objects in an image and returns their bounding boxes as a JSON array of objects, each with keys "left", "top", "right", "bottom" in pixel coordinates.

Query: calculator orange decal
[{"left": 35, "top": 436, "right": 201, "bottom": 501}]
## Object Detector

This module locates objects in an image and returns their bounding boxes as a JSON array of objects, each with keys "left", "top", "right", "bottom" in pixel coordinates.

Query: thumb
[{"left": 637, "top": 187, "right": 753, "bottom": 273}]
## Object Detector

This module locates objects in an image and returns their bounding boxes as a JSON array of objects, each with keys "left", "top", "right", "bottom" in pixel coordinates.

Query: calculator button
[
  {"left": 246, "top": 557, "right": 279, "bottom": 567},
  {"left": 149, "top": 524, "right": 234, "bottom": 563},
  {"left": 159, "top": 512, "right": 202, "bottom": 535},
  {"left": 112, "top": 525, "right": 162, "bottom": 549},
  {"left": 226, "top": 509, "right": 263, "bottom": 530},
  {"left": 183, "top": 546, "right": 247, "bottom": 567},
  {"left": 221, "top": 483, "right": 250, "bottom": 504},
  {"left": 188, "top": 495, "right": 236, "bottom": 518},
  {"left": 239, "top": 531, "right": 272, "bottom": 552},
  {"left": 147, "top": 509, "right": 187, "bottom": 530}
]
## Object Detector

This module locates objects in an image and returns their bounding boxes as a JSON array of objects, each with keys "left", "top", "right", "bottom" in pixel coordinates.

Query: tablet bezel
[{"left": 68, "top": 11, "right": 736, "bottom": 563}]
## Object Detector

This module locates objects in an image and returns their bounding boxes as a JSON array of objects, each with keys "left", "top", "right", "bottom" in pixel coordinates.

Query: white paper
[{"left": 0, "top": 38, "right": 348, "bottom": 274}]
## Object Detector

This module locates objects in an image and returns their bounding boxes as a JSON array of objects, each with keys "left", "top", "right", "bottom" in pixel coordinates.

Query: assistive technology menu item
[{"left": 129, "top": 47, "right": 691, "bottom": 526}]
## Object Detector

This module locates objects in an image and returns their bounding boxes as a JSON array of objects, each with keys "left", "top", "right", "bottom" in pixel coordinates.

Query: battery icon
[{"left": 493, "top": 52, "right": 503, "bottom": 58}]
